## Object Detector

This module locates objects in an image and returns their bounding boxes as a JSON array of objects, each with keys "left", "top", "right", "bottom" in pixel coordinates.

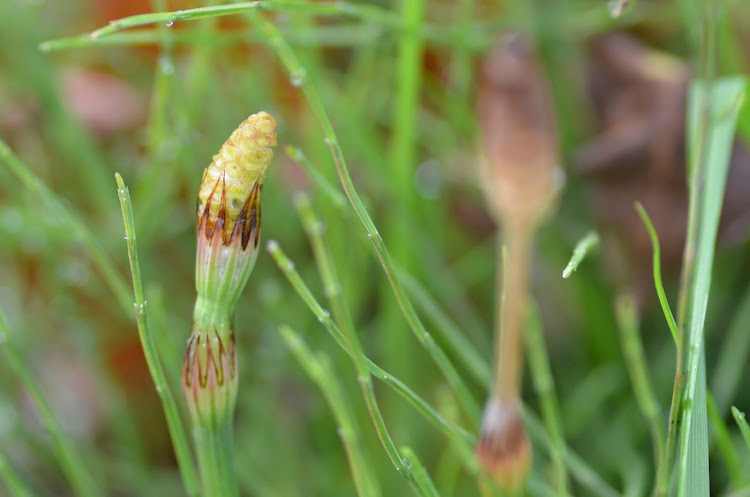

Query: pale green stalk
[{"left": 115, "top": 174, "right": 200, "bottom": 497}]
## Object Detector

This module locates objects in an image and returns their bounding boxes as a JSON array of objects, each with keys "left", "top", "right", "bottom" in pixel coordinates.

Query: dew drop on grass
[
  {"left": 165, "top": 20, "right": 174, "bottom": 27},
  {"left": 290, "top": 70, "right": 306, "bottom": 88},
  {"left": 159, "top": 55, "right": 175, "bottom": 75}
]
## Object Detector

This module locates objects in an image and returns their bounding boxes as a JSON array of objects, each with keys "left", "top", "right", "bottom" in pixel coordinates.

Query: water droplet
[
  {"left": 165, "top": 20, "right": 174, "bottom": 27},
  {"left": 156, "top": 386, "right": 162, "bottom": 392},
  {"left": 290, "top": 70, "right": 306, "bottom": 87},
  {"left": 123, "top": 234, "right": 129, "bottom": 240},
  {"left": 321, "top": 309, "right": 330, "bottom": 319},
  {"left": 159, "top": 55, "right": 174, "bottom": 75},
  {"left": 402, "top": 458, "right": 412, "bottom": 469}
]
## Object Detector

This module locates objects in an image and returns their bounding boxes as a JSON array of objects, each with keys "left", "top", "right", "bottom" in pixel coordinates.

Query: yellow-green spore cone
[{"left": 197, "top": 111, "right": 277, "bottom": 234}]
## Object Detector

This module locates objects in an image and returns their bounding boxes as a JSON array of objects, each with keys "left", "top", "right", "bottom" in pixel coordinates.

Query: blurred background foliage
[{"left": 1, "top": 0, "right": 750, "bottom": 495}]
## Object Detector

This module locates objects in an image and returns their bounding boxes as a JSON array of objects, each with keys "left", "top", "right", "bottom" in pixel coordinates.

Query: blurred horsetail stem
[{"left": 475, "top": 33, "right": 562, "bottom": 494}]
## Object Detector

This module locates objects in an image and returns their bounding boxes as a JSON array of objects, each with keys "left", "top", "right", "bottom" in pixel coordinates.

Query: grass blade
[
  {"left": 634, "top": 203, "right": 678, "bottom": 344},
  {"left": 676, "top": 76, "right": 746, "bottom": 497}
]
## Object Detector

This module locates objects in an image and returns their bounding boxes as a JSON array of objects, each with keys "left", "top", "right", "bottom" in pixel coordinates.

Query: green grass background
[{"left": 1, "top": 0, "right": 750, "bottom": 496}]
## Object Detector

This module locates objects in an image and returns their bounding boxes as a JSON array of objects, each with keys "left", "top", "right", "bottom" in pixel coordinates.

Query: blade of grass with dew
[
  {"left": 0, "top": 450, "right": 33, "bottom": 497},
  {"left": 526, "top": 302, "right": 569, "bottom": 495},
  {"left": 634, "top": 203, "right": 679, "bottom": 344},
  {"left": 561, "top": 231, "right": 599, "bottom": 279},
  {"left": 676, "top": 77, "right": 746, "bottom": 497},
  {"left": 0, "top": 139, "right": 132, "bottom": 315},
  {"left": 278, "top": 325, "right": 381, "bottom": 497},
  {"left": 40, "top": 25, "right": 381, "bottom": 52},
  {"left": 249, "top": 14, "right": 481, "bottom": 425},
  {"left": 266, "top": 239, "right": 473, "bottom": 446},
  {"left": 706, "top": 394, "right": 746, "bottom": 488},
  {"left": 87, "top": 1, "right": 396, "bottom": 39},
  {"left": 731, "top": 407, "right": 750, "bottom": 452},
  {"left": 614, "top": 294, "right": 667, "bottom": 494},
  {"left": 0, "top": 309, "right": 99, "bottom": 497},
  {"left": 73, "top": 0, "right": 481, "bottom": 50},
  {"left": 114, "top": 173, "right": 199, "bottom": 497}
]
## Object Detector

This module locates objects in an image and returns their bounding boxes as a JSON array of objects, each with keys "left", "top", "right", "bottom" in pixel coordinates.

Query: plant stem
[
  {"left": 194, "top": 423, "right": 238, "bottom": 497},
  {"left": 251, "top": 14, "right": 480, "bottom": 424},
  {"left": 115, "top": 174, "right": 200, "bottom": 497},
  {"left": 494, "top": 229, "right": 531, "bottom": 403}
]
